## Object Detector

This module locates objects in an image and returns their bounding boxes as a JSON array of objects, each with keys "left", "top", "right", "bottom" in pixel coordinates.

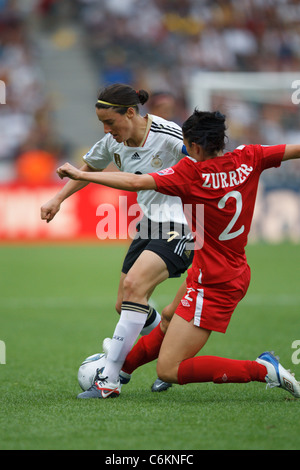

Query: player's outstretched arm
[
  {"left": 282, "top": 145, "right": 300, "bottom": 161},
  {"left": 41, "top": 163, "right": 96, "bottom": 223},
  {"left": 57, "top": 162, "right": 157, "bottom": 192}
]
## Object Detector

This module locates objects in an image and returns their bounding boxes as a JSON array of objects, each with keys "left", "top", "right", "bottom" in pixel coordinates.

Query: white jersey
[{"left": 83, "top": 114, "right": 188, "bottom": 224}]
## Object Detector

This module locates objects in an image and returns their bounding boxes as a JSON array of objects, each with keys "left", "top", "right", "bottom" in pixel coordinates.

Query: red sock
[
  {"left": 122, "top": 323, "right": 165, "bottom": 375},
  {"left": 177, "top": 356, "right": 267, "bottom": 385}
]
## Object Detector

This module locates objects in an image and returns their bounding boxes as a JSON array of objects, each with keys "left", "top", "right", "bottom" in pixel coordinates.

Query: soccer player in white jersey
[{"left": 41, "top": 83, "right": 193, "bottom": 396}]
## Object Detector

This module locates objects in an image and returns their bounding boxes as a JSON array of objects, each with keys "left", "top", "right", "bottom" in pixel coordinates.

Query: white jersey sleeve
[{"left": 83, "top": 134, "right": 113, "bottom": 170}]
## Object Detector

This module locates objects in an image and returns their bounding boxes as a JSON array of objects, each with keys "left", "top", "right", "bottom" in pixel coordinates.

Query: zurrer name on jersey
[{"left": 202, "top": 163, "right": 253, "bottom": 189}]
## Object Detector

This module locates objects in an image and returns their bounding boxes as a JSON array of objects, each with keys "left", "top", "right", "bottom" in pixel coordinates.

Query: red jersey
[{"left": 151, "top": 144, "right": 285, "bottom": 287}]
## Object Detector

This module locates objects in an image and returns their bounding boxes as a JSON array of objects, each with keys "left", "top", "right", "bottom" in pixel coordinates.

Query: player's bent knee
[
  {"left": 122, "top": 274, "right": 148, "bottom": 302},
  {"left": 122, "top": 275, "right": 139, "bottom": 297}
]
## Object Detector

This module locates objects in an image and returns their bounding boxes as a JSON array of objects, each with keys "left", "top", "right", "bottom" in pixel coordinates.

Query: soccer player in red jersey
[{"left": 57, "top": 110, "right": 300, "bottom": 399}]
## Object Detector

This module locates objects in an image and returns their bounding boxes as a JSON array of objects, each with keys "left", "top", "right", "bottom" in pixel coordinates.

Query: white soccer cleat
[
  {"left": 256, "top": 351, "right": 300, "bottom": 398},
  {"left": 77, "top": 371, "right": 121, "bottom": 399}
]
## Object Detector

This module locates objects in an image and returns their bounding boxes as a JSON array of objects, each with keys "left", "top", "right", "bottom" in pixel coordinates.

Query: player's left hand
[{"left": 57, "top": 163, "right": 82, "bottom": 180}]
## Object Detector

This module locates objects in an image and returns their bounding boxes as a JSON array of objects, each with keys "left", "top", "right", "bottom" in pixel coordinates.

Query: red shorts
[{"left": 175, "top": 265, "right": 251, "bottom": 334}]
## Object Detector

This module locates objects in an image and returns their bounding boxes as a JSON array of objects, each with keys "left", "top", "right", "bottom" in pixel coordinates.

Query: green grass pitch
[{"left": 0, "top": 243, "right": 299, "bottom": 450}]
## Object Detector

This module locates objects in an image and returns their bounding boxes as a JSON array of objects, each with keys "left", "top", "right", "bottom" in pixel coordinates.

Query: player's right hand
[{"left": 40, "top": 199, "right": 60, "bottom": 223}]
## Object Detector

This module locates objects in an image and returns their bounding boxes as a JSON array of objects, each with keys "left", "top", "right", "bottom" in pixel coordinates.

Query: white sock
[{"left": 103, "top": 302, "right": 149, "bottom": 383}]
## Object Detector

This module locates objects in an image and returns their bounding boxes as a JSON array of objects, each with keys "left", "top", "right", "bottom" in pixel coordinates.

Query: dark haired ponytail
[
  {"left": 96, "top": 84, "right": 149, "bottom": 114},
  {"left": 136, "top": 89, "right": 149, "bottom": 106}
]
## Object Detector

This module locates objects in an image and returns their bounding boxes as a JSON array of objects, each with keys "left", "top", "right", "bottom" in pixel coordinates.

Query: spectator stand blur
[
  {"left": 0, "top": 0, "right": 100, "bottom": 242},
  {"left": 3, "top": 0, "right": 300, "bottom": 184},
  {"left": 75, "top": 0, "right": 300, "bottom": 112},
  {"left": 146, "top": 90, "right": 180, "bottom": 123},
  {"left": 0, "top": 0, "right": 69, "bottom": 185}
]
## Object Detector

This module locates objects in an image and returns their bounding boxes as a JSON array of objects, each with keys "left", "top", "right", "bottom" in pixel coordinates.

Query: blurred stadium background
[
  {"left": 1, "top": 0, "right": 300, "bottom": 451},
  {"left": 0, "top": 0, "right": 300, "bottom": 242}
]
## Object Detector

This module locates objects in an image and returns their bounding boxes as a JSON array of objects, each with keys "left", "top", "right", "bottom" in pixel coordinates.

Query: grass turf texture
[{"left": 0, "top": 243, "right": 299, "bottom": 450}]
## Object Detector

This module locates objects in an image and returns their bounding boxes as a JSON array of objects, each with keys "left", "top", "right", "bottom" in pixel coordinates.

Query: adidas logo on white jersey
[{"left": 131, "top": 152, "right": 141, "bottom": 160}]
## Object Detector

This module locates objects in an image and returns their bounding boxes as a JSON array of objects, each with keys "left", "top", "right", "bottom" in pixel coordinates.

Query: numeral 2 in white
[{"left": 218, "top": 191, "right": 245, "bottom": 241}]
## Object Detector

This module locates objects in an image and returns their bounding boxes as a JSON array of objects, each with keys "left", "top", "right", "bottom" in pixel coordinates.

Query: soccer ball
[{"left": 77, "top": 353, "right": 106, "bottom": 391}]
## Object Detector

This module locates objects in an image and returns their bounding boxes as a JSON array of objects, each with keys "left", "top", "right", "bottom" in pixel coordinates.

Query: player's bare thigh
[
  {"left": 117, "top": 250, "right": 169, "bottom": 307},
  {"left": 157, "top": 314, "right": 211, "bottom": 383}
]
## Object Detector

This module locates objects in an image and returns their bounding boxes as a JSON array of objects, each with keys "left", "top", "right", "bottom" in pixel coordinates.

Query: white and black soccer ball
[{"left": 77, "top": 353, "right": 106, "bottom": 391}]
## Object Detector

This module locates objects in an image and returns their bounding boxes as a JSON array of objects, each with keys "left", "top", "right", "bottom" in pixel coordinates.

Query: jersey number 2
[{"left": 218, "top": 191, "right": 245, "bottom": 241}]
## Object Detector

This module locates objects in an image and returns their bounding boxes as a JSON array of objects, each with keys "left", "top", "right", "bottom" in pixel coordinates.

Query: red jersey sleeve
[
  {"left": 243, "top": 144, "right": 285, "bottom": 172},
  {"left": 150, "top": 157, "right": 195, "bottom": 198}
]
